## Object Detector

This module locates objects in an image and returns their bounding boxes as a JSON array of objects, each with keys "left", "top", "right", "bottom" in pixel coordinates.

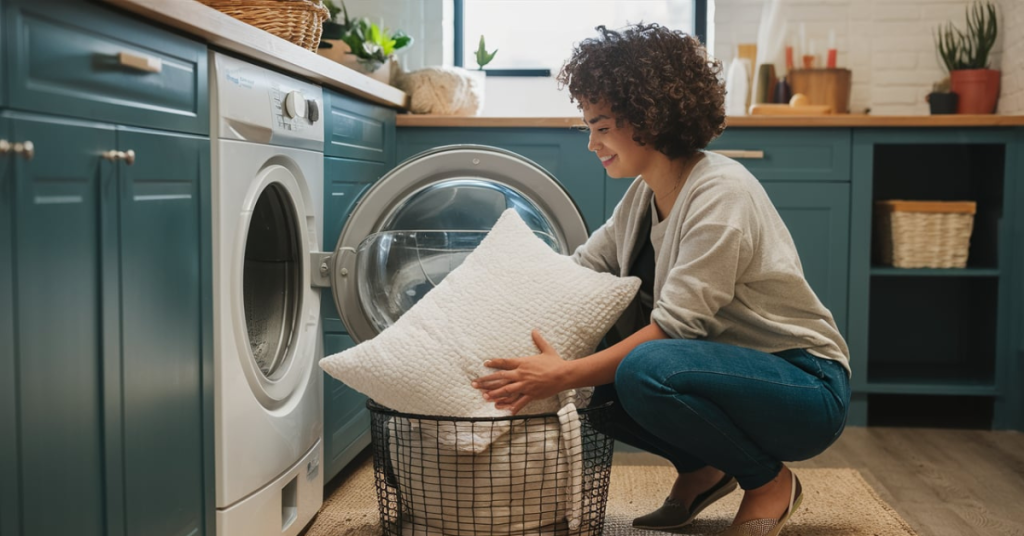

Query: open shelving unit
[{"left": 849, "top": 131, "right": 1020, "bottom": 429}]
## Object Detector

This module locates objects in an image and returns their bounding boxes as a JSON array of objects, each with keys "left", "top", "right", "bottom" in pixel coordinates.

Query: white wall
[
  {"left": 714, "top": 0, "right": 1024, "bottom": 115},
  {"left": 352, "top": 0, "right": 1024, "bottom": 116},
  {"left": 341, "top": 0, "right": 446, "bottom": 71},
  {"left": 1002, "top": 1, "right": 1024, "bottom": 114}
]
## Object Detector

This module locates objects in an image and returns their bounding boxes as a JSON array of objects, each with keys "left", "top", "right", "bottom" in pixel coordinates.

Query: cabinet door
[
  {"left": 321, "top": 156, "right": 387, "bottom": 332},
  {"left": 11, "top": 114, "right": 117, "bottom": 536},
  {"left": 0, "top": 117, "right": 16, "bottom": 536},
  {"left": 117, "top": 127, "right": 207, "bottom": 536},
  {"left": 323, "top": 333, "right": 371, "bottom": 483},
  {"left": 762, "top": 182, "right": 850, "bottom": 334}
]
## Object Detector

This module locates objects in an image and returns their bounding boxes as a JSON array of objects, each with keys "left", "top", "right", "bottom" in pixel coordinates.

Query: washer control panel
[{"left": 213, "top": 52, "right": 324, "bottom": 150}]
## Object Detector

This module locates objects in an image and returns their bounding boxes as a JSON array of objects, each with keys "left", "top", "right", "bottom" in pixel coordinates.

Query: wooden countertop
[
  {"left": 103, "top": 0, "right": 408, "bottom": 109},
  {"left": 396, "top": 114, "right": 1024, "bottom": 128}
]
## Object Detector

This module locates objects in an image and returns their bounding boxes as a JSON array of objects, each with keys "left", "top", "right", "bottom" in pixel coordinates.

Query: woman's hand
[{"left": 471, "top": 329, "right": 570, "bottom": 415}]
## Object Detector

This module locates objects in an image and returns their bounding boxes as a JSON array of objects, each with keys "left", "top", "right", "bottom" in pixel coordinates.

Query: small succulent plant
[
  {"left": 475, "top": 35, "right": 498, "bottom": 70},
  {"left": 931, "top": 77, "right": 951, "bottom": 93}
]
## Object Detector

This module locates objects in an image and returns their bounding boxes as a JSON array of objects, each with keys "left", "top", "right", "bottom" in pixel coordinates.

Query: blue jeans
[{"left": 591, "top": 339, "right": 850, "bottom": 490}]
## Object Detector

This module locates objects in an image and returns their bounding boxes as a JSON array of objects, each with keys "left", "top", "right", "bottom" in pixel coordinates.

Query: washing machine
[
  {"left": 315, "top": 145, "right": 592, "bottom": 344},
  {"left": 210, "top": 51, "right": 324, "bottom": 536}
]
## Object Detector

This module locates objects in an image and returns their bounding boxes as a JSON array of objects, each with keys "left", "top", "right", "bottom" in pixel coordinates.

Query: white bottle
[{"left": 725, "top": 58, "right": 751, "bottom": 116}]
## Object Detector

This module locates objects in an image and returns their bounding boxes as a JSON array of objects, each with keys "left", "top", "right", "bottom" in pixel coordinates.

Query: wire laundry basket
[{"left": 368, "top": 400, "right": 615, "bottom": 536}]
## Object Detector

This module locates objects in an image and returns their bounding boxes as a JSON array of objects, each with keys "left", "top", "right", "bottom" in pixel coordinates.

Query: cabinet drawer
[
  {"left": 708, "top": 129, "right": 851, "bottom": 182},
  {"left": 325, "top": 89, "right": 394, "bottom": 161},
  {"left": 6, "top": 0, "right": 208, "bottom": 135}
]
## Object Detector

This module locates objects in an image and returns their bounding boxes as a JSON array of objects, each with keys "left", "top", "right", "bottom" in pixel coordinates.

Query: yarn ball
[{"left": 394, "top": 66, "right": 484, "bottom": 116}]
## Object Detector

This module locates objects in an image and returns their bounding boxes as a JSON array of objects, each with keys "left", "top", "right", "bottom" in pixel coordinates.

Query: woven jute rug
[{"left": 306, "top": 455, "right": 917, "bottom": 536}]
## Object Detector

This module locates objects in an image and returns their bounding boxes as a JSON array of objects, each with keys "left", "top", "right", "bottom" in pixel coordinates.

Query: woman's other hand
[{"left": 472, "top": 329, "right": 570, "bottom": 415}]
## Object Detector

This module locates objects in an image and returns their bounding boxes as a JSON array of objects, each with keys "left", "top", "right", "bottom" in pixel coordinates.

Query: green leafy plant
[
  {"left": 340, "top": 18, "right": 413, "bottom": 72},
  {"left": 935, "top": 1, "right": 998, "bottom": 71},
  {"left": 474, "top": 35, "right": 498, "bottom": 69},
  {"left": 931, "top": 77, "right": 951, "bottom": 93}
]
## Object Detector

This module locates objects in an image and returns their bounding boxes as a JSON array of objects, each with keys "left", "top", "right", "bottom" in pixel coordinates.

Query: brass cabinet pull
[
  {"left": 103, "top": 149, "right": 136, "bottom": 165},
  {"left": 119, "top": 51, "right": 162, "bottom": 73},
  {"left": 710, "top": 149, "right": 765, "bottom": 160},
  {"left": 12, "top": 141, "right": 34, "bottom": 160}
]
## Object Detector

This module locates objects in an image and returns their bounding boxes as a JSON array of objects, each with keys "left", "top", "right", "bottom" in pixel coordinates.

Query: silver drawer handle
[
  {"left": 103, "top": 149, "right": 136, "bottom": 165},
  {"left": 711, "top": 149, "right": 765, "bottom": 160},
  {"left": 119, "top": 51, "right": 162, "bottom": 74}
]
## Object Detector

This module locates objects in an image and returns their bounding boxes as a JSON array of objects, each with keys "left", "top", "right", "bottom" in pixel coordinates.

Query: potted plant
[
  {"left": 935, "top": 1, "right": 999, "bottom": 114},
  {"left": 926, "top": 77, "right": 958, "bottom": 114},
  {"left": 315, "top": 1, "right": 412, "bottom": 85},
  {"left": 337, "top": 18, "right": 411, "bottom": 84}
]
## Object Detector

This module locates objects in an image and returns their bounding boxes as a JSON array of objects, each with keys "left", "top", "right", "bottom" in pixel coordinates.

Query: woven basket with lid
[
  {"left": 198, "top": 0, "right": 329, "bottom": 51},
  {"left": 874, "top": 200, "right": 976, "bottom": 269}
]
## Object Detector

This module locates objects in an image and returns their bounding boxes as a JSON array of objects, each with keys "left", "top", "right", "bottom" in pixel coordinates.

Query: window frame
[{"left": 453, "top": 0, "right": 709, "bottom": 77}]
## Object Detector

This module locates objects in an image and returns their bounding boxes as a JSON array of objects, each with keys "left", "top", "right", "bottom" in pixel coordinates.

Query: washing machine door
[{"left": 327, "top": 145, "right": 589, "bottom": 344}]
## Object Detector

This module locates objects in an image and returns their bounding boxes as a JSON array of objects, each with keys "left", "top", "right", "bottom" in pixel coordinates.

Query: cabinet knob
[
  {"left": 13, "top": 141, "right": 34, "bottom": 161},
  {"left": 103, "top": 149, "right": 136, "bottom": 165},
  {"left": 0, "top": 139, "right": 9, "bottom": 155}
]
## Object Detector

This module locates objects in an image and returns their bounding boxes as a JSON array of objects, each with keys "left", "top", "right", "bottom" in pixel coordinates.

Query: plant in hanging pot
[
  {"left": 926, "top": 77, "right": 958, "bottom": 115},
  {"left": 935, "top": 1, "right": 1000, "bottom": 114}
]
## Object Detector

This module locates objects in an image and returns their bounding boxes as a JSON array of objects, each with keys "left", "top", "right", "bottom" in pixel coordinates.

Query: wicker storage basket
[
  {"left": 874, "top": 200, "right": 976, "bottom": 268},
  {"left": 198, "top": 0, "right": 328, "bottom": 51}
]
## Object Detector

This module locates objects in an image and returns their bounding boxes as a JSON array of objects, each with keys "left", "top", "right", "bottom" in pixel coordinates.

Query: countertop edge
[
  {"left": 395, "top": 114, "right": 1024, "bottom": 128},
  {"left": 103, "top": 0, "right": 408, "bottom": 110}
]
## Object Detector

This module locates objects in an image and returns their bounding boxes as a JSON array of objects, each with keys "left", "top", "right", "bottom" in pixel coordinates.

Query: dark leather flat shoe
[{"left": 632, "top": 474, "right": 739, "bottom": 530}]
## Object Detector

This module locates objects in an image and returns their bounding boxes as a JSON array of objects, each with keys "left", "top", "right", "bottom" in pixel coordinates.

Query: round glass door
[
  {"left": 330, "top": 145, "right": 590, "bottom": 343},
  {"left": 243, "top": 182, "right": 302, "bottom": 380}
]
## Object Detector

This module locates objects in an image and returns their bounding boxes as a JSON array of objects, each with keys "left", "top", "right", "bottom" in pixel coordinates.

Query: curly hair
[{"left": 557, "top": 23, "right": 726, "bottom": 159}]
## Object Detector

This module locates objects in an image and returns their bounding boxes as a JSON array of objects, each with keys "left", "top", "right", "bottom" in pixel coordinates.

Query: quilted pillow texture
[{"left": 319, "top": 209, "right": 640, "bottom": 450}]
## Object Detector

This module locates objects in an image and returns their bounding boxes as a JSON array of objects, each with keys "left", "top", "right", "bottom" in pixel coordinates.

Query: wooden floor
[{"left": 615, "top": 426, "right": 1024, "bottom": 536}]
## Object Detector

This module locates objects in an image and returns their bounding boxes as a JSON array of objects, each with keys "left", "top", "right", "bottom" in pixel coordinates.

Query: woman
[{"left": 472, "top": 23, "right": 850, "bottom": 536}]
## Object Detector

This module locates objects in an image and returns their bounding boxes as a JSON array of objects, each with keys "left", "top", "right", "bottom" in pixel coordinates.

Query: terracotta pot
[{"left": 949, "top": 69, "right": 1000, "bottom": 114}]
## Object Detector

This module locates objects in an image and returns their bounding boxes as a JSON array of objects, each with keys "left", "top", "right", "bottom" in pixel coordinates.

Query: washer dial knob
[{"left": 284, "top": 90, "right": 307, "bottom": 119}]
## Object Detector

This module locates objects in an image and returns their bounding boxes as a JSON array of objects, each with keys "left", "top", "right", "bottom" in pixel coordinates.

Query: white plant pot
[{"left": 464, "top": 69, "right": 486, "bottom": 116}]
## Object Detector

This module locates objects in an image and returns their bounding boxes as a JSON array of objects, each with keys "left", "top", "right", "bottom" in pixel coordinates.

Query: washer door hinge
[{"left": 310, "top": 252, "right": 333, "bottom": 288}]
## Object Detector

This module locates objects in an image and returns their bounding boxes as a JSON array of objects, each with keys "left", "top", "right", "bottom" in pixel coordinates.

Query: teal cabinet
[
  {"left": 397, "top": 127, "right": 605, "bottom": 232},
  {"left": 761, "top": 182, "right": 850, "bottom": 334},
  {"left": 0, "top": 116, "right": 13, "bottom": 536},
  {"left": 323, "top": 334, "right": 370, "bottom": 481},
  {"left": 322, "top": 90, "right": 396, "bottom": 483},
  {"left": 4, "top": 0, "right": 208, "bottom": 135},
  {"left": 321, "top": 157, "right": 388, "bottom": 333},
  {"left": 117, "top": 127, "right": 208, "bottom": 536},
  {"left": 3, "top": 114, "right": 210, "bottom": 536},
  {"left": 8, "top": 113, "right": 116, "bottom": 536}
]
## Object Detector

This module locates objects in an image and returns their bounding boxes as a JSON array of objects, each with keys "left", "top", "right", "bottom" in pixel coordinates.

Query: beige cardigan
[{"left": 571, "top": 151, "right": 851, "bottom": 375}]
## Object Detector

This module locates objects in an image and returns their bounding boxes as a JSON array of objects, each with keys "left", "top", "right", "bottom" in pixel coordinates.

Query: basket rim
[
  {"left": 366, "top": 399, "right": 613, "bottom": 421},
  {"left": 875, "top": 199, "right": 977, "bottom": 214}
]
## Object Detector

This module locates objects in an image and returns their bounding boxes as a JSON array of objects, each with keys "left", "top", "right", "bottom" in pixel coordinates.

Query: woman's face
[{"left": 581, "top": 100, "right": 654, "bottom": 179}]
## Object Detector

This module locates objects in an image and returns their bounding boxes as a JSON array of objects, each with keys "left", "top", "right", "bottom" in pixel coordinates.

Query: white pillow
[{"left": 319, "top": 209, "right": 640, "bottom": 450}]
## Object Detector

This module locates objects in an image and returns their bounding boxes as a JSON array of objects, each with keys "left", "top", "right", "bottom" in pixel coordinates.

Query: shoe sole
[{"left": 632, "top": 478, "right": 739, "bottom": 531}]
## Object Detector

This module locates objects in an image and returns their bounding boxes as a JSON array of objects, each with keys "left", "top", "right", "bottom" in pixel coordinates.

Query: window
[{"left": 454, "top": 0, "right": 708, "bottom": 76}]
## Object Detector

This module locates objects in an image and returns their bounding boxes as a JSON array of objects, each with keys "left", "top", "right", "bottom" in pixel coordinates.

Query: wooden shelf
[
  {"left": 862, "top": 379, "right": 998, "bottom": 396},
  {"left": 396, "top": 114, "right": 1024, "bottom": 128},
  {"left": 870, "top": 267, "right": 1000, "bottom": 277}
]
